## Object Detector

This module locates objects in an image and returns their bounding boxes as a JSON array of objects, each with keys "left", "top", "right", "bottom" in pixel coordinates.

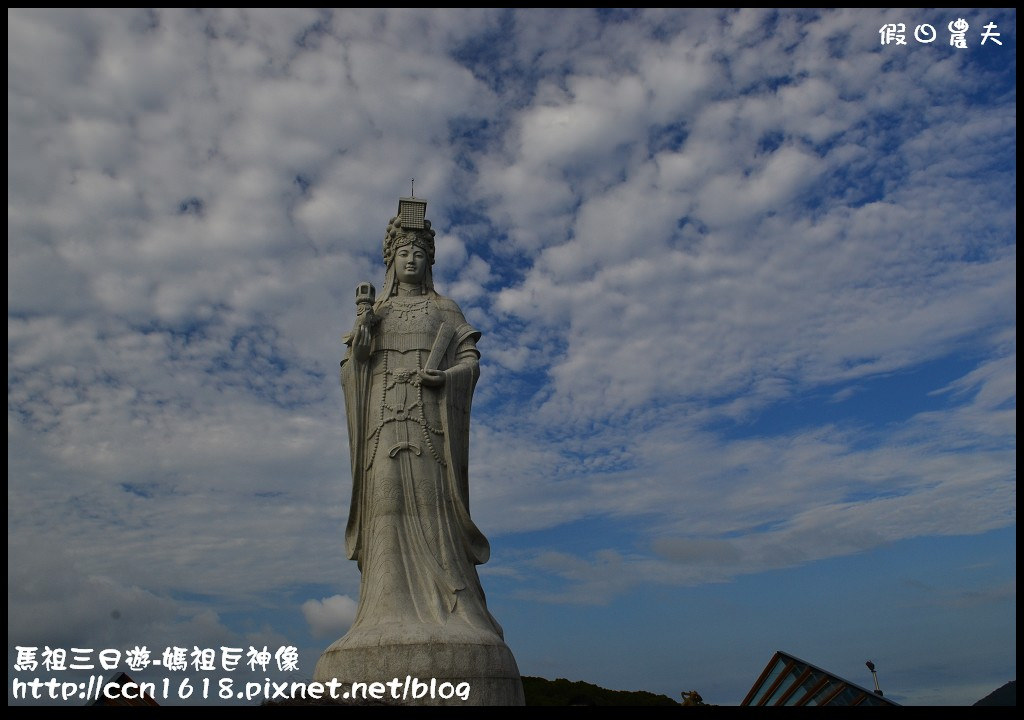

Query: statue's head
[
  {"left": 378, "top": 196, "right": 437, "bottom": 299},
  {"left": 383, "top": 216, "right": 436, "bottom": 269},
  {"left": 379, "top": 214, "right": 437, "bottom": 298}
]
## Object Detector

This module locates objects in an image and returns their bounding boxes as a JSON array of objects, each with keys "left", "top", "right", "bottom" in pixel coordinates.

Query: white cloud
[
  {"left": 301, "top": 595, "right": 358, "bottom": 639},
  {"left": 6, "top": 536, "right": 236, "bottom": 653}
]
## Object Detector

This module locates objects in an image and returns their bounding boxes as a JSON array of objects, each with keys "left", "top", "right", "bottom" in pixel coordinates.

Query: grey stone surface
[{"left": 314, "top": 197, "right": 524, "bottom": 705}]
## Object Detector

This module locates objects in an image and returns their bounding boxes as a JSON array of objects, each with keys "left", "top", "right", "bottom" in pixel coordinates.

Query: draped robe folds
[{"left": 338, "top": 292, "right": 504, "bottom": 644}]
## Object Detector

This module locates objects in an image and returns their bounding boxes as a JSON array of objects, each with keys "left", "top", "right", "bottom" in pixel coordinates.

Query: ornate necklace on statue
[{"left": 390, "top": 296, "right": 430, "bottom": 322}]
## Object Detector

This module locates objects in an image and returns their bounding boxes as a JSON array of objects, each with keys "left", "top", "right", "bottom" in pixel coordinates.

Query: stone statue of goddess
[{"left": 315, "top": 197, "right": 523, "bottom": 705}]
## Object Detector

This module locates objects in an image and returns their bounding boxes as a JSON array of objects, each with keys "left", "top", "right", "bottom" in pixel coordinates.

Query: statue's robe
[{"left": 339, "top": 292, "right": 503, "bottom": 643}]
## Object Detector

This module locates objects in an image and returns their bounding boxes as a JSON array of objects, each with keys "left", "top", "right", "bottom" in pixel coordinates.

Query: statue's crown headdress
[{"left": 383, "top": 196, "right": 435, "bottom": 267}]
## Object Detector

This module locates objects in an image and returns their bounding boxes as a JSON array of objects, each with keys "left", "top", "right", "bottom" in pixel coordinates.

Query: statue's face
[{"left": 394, "top": 244, "right": 428, "bottom": 284}]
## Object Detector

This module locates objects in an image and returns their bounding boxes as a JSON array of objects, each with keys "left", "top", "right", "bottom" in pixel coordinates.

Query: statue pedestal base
[{"left": 314, "top": 626, "right": 524, "bottom": 706}]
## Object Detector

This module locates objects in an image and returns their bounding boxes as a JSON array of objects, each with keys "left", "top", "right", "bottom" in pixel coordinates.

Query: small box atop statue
[{"left": 397, "top": 196, "right": 427, "bottom": 230}]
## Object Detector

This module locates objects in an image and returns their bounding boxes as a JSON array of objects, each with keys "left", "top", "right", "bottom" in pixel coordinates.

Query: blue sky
[{"left": 8, "top": 8, "right": 1015, "bottom": 705}]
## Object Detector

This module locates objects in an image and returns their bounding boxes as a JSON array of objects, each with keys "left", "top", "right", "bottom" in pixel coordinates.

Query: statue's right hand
[{"left": 352, "top": 323, "right": 371, "bottom": 360}]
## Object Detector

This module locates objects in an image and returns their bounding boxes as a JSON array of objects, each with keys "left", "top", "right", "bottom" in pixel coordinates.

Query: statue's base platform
[{"left": 314, "top": 626, "right": 524, "bottom": 706}]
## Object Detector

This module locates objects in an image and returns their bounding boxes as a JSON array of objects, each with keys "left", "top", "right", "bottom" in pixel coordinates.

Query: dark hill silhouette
[
  {"left": 522, "top": 676, "right": 679, "bottom": 706},
  {"left": 974, "top": 680, "right": 1015, "bottom": 706}
]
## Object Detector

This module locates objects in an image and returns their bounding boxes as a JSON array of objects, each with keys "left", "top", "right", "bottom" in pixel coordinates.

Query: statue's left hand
[{"left": 418, "top": 369, "right": 446, "bottom": 387}]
